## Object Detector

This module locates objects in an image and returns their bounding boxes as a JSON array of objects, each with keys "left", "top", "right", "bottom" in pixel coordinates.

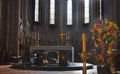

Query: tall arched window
[
  {"left": 34, "top": 0, "right": 39, "bottom": 22},
  {"left": 50, "top": 0, "right": 55, "bottom": 24},
  {"left": 100, "top": 0, "right": 102, "bottom": 20},
  {"left": 34, "top": 0, "right": 102, "bottom": 26},
  {"left": 67, "top": 0, "right": 72, "bottom": 25},
  {"left": 84, "top": 0, "right": 89, "bottom": 24}
]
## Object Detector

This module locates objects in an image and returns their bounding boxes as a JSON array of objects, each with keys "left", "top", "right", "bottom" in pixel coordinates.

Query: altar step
[
  {"left": 11, "top": 62, "right": 94, "bottom": 71},
  {"left": 1, "top": 64, "right": 120, "bottom": 74},
  {"left": 0, "top": 64, "right": 98, "bottom": 74}
]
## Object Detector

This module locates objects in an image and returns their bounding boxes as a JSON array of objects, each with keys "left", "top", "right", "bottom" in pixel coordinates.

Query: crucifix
[{"left": 59, "top": 32, "right": 65, "bottom": 45}]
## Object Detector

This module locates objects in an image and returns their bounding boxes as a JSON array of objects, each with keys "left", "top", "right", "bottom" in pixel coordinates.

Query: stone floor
[{"left": 0, "top": 65, "right": 119, "bottom": 74}]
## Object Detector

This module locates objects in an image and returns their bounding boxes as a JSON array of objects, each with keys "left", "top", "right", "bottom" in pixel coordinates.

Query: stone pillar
[
  {"left": 6, "top": 0, "right": 10, "bottom": 52},
  {"left": 9, "top": 0, "right": 19, "bottom": 55},
  {"left": 0, "top": 0, "right": 19, "bottom": 56},
  {"left": 17, "top": 0, "right": 21, "bottom": 57},
  {"left": 41, "top": 0, "right": 49, "bottom": 29},
  {"left": 74, "top": 0, "right": 80, "bottom": 32},
  {"left": 0, "top": 0, "right": 2, "bottom": 50},
  {"left": 59, "top": 0, "right": 64, "bottom": 33}
]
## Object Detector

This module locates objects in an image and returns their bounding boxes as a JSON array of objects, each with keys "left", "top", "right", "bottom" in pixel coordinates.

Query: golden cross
[{"left": 59, "top": 32, "right": 65, "bottom": 40}]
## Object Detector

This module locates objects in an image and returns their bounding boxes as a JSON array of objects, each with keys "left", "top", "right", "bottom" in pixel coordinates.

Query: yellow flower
[
  {"left": 109, "top": 22, "right": 114, "bottom": 25},
  {"left": 98, "top": 28, "right": 102, "bottom": 33},
  {"left": 103, "top": 34, "right": 106, "bottom": 39},
  {"left": 96, "top": 37, "right": 102, "bottom": 42},
  {"left": 114, "top": 24, "right": 118, "bottom": 29},
  {"left": 92, "top": 36, "right": 95, "bottom": 40},
  {"left": 104, "top": 19, "right": 109, "bottom": 24},
  {"left": 94, "top": 42, "right": 99, "bottom": 47},
  {"left": 90, "top": 28, "right": 94, "bottom": 32}
]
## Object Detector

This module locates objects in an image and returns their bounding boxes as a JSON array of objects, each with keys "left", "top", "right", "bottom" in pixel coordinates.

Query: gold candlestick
[{"left": 82, "top": 33, "right": 86, "bottom": 74}]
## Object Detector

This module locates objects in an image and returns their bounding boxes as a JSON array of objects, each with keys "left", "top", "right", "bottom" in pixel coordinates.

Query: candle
[
  {"left": 35, "top": 32, "right": 36, "bottom": 39},
  {"left": 38, "top": 32, "right": 39, "bottom": 40},
  {"left": 32, "top": 32, "right": 34, "bottom": 39},
  {"left": 82, "top": 33, "right": 86, "bottom": 52}
]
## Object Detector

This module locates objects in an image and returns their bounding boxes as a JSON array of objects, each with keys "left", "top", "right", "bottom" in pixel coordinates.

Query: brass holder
[
  {"left": 33, "top": 38, "right": 39, "bottom": 46},
  {"left": 66, "top": 40, "right": 70, "bottom": 46},
  {"left": 36, "top": 39, "right": 39, "bottom": 46},
  {"left": 34, "top": 39, "right": 36, "bottom": 46},
  {"left": 80, "top": 52, "right": 87, "bottom": 74}
]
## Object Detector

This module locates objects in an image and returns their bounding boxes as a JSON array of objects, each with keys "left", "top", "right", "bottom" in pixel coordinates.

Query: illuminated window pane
[
  {"left": 34, "top": 0, "right": 39, "bottom": 22},
  {"left": 85, "top": 18, "right": 89, "bottom": 23},
  {"left": 50, "top": 14, "right": 55, "bottom": 19},
  {"left": 50, "top": 0, "right": 55, "bottom": 24},
  {"left": 67, "top": 10, "right": 72, "bottom": 14},
  {"left": 50, "top": 20, "right": 55, "bottom": 24},
  {"left": 67, "top": 20, "right": 72, "bottom": 25},
  {"left": 100, "top": 0, "right": 102, "bottom": 20},
  {"left": 50, "top": 9, "right": 55, "bottom": 14},
  {"left": 51, "top": 0, "right": 55, "bottom": 3},
  {"left": 67, "top": 16, "right": 72, "bottom": 20},
  {"left": 84, "top": 0, "right": 89, "bottom": 23},
  {"left": 50, "top": 4, "right": 55, "bottom": 8},
  {"left": 67, "top": 0, "right": 72, "bottom": 25}
]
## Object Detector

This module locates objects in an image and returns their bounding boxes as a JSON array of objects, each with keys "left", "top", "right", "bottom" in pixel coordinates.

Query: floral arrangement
[
  {"left": 90, "top": 19, "right": 119, "bottom": 66},
  {"left": 90, "top": 19, "right": 118, "bottom": 49}
]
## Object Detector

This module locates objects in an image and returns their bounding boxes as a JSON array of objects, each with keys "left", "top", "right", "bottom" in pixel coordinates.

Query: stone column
[
  {"left": 59, "top": 0, "right": 64, "bottom": 33},
  {"left": 0, "top": 0, "right": 2, "bottom": 50},
  {"left": 17, "top": 0, "right": 21, "bottom": 57},
  {"left": 6, "top": 0, "right": 10, "bottom": 51},
  {"left": 75, "top": 0, "right": 79, "bottom": 32}
]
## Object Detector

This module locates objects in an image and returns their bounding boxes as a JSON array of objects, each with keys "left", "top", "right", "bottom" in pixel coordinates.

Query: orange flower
[{"left": 103, "top": 34, "right": 106, "bottom": 39}]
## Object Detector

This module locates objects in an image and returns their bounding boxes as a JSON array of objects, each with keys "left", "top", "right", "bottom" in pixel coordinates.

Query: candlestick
[
  {"left": 33, "top": 32, "right": 35, "bottom": 39},
  {"left": 57, "top": 51, "right": 59, "bottom": 63},
  {"left": 35, "top": 32, "right": 36, "bottom": 40},
  {"left": 38, "top": 32, "right": 39, "bottom": 40},
  {"left": 82, "top": 33, "right": 86, "bottom": 74},
  {"left": 31, "top": 32, "right": 33, "bottom": 39}
]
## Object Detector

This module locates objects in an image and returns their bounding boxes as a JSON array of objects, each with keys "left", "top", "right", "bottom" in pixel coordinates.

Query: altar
[
  {"left": 30, "top": 46, "right": 74, "bottom": 64},
  {"left": 11, "top": 44, "right": 96, "bottom": 73}
]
